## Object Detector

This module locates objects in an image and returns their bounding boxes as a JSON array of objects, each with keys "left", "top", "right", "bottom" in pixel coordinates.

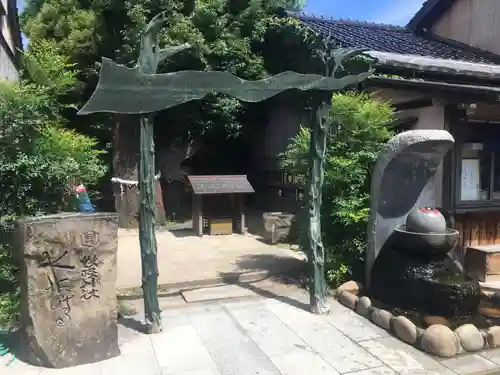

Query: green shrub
[
  {"left": 0, "top": 43, "right": 107, "bottom": 326},
  {"left": 279, "top": 92, "right": 395, "bottom": 287}
]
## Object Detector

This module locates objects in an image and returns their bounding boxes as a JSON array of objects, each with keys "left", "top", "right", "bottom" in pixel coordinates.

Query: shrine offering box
[{"left": 209, "top": 218, "right": 233, "bottom": 235}]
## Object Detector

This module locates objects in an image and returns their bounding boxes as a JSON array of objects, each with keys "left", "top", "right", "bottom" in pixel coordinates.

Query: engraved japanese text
[
  {"left": 38, "top": 250, "right": 75, "bottom": 327},
  {"left": 80, "top": 254, "right": 101, "bottom": 300}
]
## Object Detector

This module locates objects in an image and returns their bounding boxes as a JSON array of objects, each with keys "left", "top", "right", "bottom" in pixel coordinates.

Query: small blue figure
[
  {"left": 75, "top": 184, "right": 96, "bottom": 213},
  {"left": 0, "top": 330, "right": 15, "bottom": 366}
]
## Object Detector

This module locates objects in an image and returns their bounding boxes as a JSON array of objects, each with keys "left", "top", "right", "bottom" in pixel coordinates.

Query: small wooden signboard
[{"left": 465, "top": 245, "right": 500, "bottom": 282}]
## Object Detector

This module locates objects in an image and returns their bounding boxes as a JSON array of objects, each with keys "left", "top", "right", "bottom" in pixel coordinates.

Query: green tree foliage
[
  {"left": 21, "top": 0, "right": 303, "bottom": 139},
  {"left": 21, "top": 0, "right": 305, "bottom": 225},
  {"left": 284, "top": 0, "right": 306, "bottom": 12},
  {"left": 0, "top": 42, "right": 107, "bottom": 326},
  {"left": 279, "top": 92, "right": 395, "bottom": 287}
]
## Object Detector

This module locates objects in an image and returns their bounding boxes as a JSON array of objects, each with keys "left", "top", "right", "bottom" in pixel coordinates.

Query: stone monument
[
  {"left": 262, "top": 212, "right": 295, "bottom": 244},
  {"left": 366, "top": 130, "right": 455, "bottom": 288},
  {"left": 15, "top": 213, "right": 120, "bottom": 368}
]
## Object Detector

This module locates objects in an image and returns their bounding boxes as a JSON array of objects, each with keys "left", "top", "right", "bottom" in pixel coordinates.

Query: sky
[{"left": 304, "top": 0, "right": 427, "bottom": 26}]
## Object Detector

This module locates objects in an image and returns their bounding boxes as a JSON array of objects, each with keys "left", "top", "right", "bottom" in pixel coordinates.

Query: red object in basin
[
  {"left": 406, "top": 207, "right": 447, "bottom": 234},
  {"left": 419, "top": 207, "right": 440, "bottom": 215}
]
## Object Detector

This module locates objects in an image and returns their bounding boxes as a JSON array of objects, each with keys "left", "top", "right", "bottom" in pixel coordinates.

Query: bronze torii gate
[{"left": 78, "top": 12, "right": 372, "bottom": 333}]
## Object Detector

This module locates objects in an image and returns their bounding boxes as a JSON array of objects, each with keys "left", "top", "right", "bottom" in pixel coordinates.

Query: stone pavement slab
[
  {"left": 359, "top": 336, "right": 456, "bottom": 375},
  {"left": 151, "top": 321, "right": 218, "bottom": 375},
  {"left": 225, "top": 299, "right": 309, "bottom": 357},
  {"left": 188, "top": 304, "right": 281, "bottom": 375},
  {"left": 352, "top": 368, "right": 398, "bottom": 375},
  {"left": 323, "top": 305, "right": 389, "bottom": 342},
  {"left": 7, "top": 295, "right": 500, "bottom": 375},
  {"left": 440, "top": 355, "right": 498, "bottom": 375},
  {"left": 270, "top": 347, "right": 340, "bottom": 375},
  {"left": 480, "top": 348, "right": 500, "bottom": 365}
]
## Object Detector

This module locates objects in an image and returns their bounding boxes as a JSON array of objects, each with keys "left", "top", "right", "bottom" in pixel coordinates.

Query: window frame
[{"left": 453, "top": 120, "right": 500, "bottom": 209}]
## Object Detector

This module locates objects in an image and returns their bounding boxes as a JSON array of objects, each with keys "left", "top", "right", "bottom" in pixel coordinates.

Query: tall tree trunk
[
  {"left": 112, "top": 114, "right": 166, "bottom": 228},
  {"left": 113, "top": 114, "right": 140, "bottom": 228},
  {"left": 139, "top": 114, "right": 162, "bottom": 333},
  {"left": 307, "top": 100, "right": 330, "bottom": 314}
]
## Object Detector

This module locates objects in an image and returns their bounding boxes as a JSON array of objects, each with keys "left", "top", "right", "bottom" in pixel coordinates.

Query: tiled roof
[
  {"left": 288, "top": 12, "right": 500, "bottom": 65},
  {"left": 188, "top": 175, "right": 255, "bottom": 195}
]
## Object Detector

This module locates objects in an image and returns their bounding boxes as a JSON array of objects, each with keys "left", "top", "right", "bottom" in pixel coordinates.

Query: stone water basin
[{"left": 393, "top": 224, "right": 459, "bottom": 256}]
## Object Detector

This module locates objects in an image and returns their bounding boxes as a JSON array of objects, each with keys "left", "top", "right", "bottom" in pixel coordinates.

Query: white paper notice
[{"left": 461, "top": 159, "right": 480, "bottom": 201}]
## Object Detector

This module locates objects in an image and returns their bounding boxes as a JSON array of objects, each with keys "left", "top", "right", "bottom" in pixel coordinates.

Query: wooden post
[
  {"left": 192, "top": 193, "right": 198, "bottom": 235},
  {"left": 193, "top": 194, "right": 203, "bottom": 237},
  {"left": 238, "top": 194, "right": 246, "bottom": 234}
]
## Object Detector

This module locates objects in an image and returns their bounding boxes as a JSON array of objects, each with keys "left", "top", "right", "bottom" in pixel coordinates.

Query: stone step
[
  {"left": 466, "top": 245, "right": 500, "bottom": 283},
  {"left": 479, "top": 280, "right": 500, "bottom": 293},
  {"left": 181, "top": 284, "right": 258, "bottom": 303},
  {"left": 117, "top": 269, "right": 299, "bottom": 298}
]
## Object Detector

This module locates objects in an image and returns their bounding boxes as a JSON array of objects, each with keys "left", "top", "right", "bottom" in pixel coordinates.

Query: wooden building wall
[
  {"left": 432, "top": 0, "right": 500, "bottom": 55},
  {"left": 447, "top": 104, "right": 500, "bottom": 262},
  {"left": 1, "top": 0, "right": 15, "bottom": 53},
  {"left": 455, "top": 212, "right": 500, "bottom": 257},
  {"left": 0, "top": 0, "right": 18, "bottom": 81},
  {"left": 0, "top": 41, "right": 17, "bottom": 81}
]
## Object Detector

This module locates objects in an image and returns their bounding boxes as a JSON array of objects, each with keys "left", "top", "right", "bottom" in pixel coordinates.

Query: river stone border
[{"left": 335, "top": 281, "right": 500, "bottom": 358}]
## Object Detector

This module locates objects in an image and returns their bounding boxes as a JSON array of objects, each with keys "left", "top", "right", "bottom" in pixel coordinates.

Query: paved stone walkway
[
  {"left": 117, "top": 229, "right": 304, "bottom": 291},
  {"left": 5, "top": 295, "right": 500, "bottom": 375}
]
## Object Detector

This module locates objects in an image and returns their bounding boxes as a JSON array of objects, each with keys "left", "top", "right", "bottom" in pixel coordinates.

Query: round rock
[
  {"left": 420, "top": 324, "right": 458, "bottom": 358},
  {"left": 338, "top": 291, "right": 358, "bottom": 310},
  {"left": 455, "top": 324, "right": 484, "bottom": 352},
  {"left": 355, "top": 296, "right": 372, "bottom": 317},
  {"left": 392, "top": 316, "right": 418, "bottom": 345},
  {"left": 371, "top": 309, "right": 393, "bottom": 330},
  {"left": 336, "top": 281, "right": 362, "bottom": 297},
  {"left": 487, "top": 326, "right": 500, "bottom": 348}
]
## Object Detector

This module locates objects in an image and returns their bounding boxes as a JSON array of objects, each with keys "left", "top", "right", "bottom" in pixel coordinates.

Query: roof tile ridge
[
  {"left": 419, "top": 31, "right": 500, "bottom": 64},
  {"left": 287, "top": 11, "right": 410, "bottom": 32}
]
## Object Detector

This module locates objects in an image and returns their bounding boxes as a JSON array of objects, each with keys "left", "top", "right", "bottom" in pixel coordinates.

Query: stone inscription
[
  {"left": 81, "top": 230, "right": 99, "bottom": 247},
  {"left": 80, "top": 254, "right": 101, "bottom": 300},
  {"left": 38, "top": 250, "right": 75, "bottom": 327},
  {"left": 35, "top": 231, "right": 103, "bottom": 327}
]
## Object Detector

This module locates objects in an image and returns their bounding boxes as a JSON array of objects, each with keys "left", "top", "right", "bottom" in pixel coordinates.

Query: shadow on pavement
[{"left": 118, "top": 316, "right": 148, "bottom": 334}]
